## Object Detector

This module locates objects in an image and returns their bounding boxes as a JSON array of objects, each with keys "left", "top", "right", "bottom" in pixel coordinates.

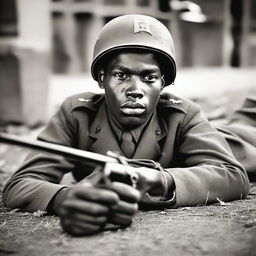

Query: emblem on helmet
[{"left": 134, "top": 17, "right": 152, "bottom": 35}]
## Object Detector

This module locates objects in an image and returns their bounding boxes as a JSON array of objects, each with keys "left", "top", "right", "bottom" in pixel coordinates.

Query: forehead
[{"left": 107, "top": 52, "right": 161, "bottom": 70}]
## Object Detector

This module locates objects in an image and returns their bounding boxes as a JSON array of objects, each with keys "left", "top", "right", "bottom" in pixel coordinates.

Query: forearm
[
  {"left": 167, "top": 163, "right": 250, "bottom": 207},
  {"left": 2, "top": 177, "right": 68, "bottom": 212},
  {"left": 170, "top": 101, "right": 250, "bottom": 206},
  {"left": 2, "top": 151, "right": 73, "bottom": 212}
]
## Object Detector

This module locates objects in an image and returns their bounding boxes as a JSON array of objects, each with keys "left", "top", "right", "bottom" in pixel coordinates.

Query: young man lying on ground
[{"left": 2, "top": 15, "right": 250, "bottom": 236}]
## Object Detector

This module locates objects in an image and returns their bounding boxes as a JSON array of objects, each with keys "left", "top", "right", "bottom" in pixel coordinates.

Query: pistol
[{"left": 0, "top": 132, "right": 161, "bottom": 189}]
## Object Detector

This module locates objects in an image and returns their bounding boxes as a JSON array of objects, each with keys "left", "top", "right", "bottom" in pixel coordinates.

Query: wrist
[
  {"left": 147, "top": 169, "right": 175, "bottom": 198},
  {"left": 161, "top": 171, "right": 175, "bottom": 200},
  {"left": 48, "top": 187, "right": 69, "bottom": 215}
]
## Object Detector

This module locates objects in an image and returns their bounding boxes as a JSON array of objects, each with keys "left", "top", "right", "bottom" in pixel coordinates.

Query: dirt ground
[
  {"left": 0, "top": 174, "right": 256, "bottom": 256},
  {"left": 1, "top": 84, "right": 256, "bottom": 256}
]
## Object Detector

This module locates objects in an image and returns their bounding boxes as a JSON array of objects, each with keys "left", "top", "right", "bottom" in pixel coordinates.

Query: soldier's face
[{"left": 100, "top": 52, "right": 164, "bottom": 129}]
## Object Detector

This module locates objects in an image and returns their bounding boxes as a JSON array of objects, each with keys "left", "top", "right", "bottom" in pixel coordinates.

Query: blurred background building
[{"left": 0, "top": 0, "right": 256, "bottom": 127}]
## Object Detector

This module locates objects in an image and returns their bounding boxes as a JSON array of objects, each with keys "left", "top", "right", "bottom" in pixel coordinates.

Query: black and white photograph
[{"left": 0, "top": 0, "right": 256, "bottom": 255}]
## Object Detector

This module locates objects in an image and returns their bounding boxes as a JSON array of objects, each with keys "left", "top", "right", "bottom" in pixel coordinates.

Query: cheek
[
  {"left": 147, "top": 88, "right": 161, "bottom": 106},
  {"left": 111, "top": 80, "right": 126, "bottom": 94},
  {"left": 105, "top": 84, "right": 124, "bottom": 104}
]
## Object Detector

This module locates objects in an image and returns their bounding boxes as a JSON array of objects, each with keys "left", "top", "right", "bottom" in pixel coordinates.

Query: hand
[
  {"left": 58, "top": 182, "right": 119, "bottom": 236},
  {"left": 84, "top": 167, "right": 141, "bottom": 227},
  {"left": 107, "top": 182, "right": 141, "bottom": 226},
  {"left": 104, "top": 163, "right": 174, "bottom": 197},
  {"left": 137, "top": 167, "right": 175, "bottom": 198}
]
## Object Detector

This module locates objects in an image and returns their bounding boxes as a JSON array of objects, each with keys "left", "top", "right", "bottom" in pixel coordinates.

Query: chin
[{"left": 120, "top": 115, "right": 146, "bottom": 129}]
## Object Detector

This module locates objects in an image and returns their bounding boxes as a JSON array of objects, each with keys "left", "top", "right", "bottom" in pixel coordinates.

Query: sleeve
[
  {"left": 214, "top": 96, "right": 256, "bottom": 178},
  {"left": 2, "top": 97, "right": 78, "bottom": 212},
  {"left": 167, "top": 103, "right": 250, "bottom": 207}
]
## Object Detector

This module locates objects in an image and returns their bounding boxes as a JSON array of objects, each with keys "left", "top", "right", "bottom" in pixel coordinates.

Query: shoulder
[
  {"left": 158, "top": 91, "right": 200, "bottom": 114},
  {"left": 61, "top": 92, "right": 105, "bottom": 112}
]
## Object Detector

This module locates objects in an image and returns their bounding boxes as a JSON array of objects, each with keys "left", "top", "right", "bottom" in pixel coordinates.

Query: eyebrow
[{"left": 113, "top": 65, "right": 160, "bottom": 74}]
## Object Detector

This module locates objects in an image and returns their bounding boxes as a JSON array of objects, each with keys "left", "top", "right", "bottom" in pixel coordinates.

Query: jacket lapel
[
  {"left": 89, "top": 103, "right": 121, "bottom": 155},
  {"left": 89, "top": 103, "right": 167, "bottom": 161},
  {"left": 133, "top": 112, "right": 166, "bottom": 161}
]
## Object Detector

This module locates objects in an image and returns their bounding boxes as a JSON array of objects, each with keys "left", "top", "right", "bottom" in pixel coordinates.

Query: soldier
[{"left": 2, "top": 14, "right": 250, "bottom": 236}]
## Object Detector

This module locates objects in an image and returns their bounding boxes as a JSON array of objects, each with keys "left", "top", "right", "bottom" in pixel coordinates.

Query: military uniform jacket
[
  {"left": 214, "top": 96, "right": 256, "bottom": 180},
  {"left": 2, "top": 92, "right": 250, "bottom": 212}
]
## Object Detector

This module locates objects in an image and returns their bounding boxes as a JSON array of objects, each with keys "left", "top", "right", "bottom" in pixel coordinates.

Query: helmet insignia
[
  {"left": 78, "top": 97, "right": 93, "bottom": 102},
  {"left": 133, "top": 17, "right": 152, "bottom": 35}
]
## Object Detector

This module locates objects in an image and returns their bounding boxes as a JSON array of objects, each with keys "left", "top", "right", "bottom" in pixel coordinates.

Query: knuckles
[{"left": 59, "top": 180, "right": 140, "bottom": 236}]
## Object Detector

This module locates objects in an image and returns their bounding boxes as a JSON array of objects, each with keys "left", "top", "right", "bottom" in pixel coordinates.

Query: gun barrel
[{"left": 0, "top": 132, "right": 118, "bottom": 166}]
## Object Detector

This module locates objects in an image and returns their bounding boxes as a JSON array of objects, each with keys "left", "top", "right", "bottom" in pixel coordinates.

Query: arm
[
  {"left": 2, "top": 97, "right": 79, "bottom": 211},
  {"left": 1, "top": 96, "right": 141, "bottom": 236},
  {"left": 112, "top": 101, "right": 250, "bottom": 208},
  {"left": 2, "top": 98, "right": 250, "bottom": 211},
  {"left": 167, "top": 102, "right": 250, "bottom": 207}
]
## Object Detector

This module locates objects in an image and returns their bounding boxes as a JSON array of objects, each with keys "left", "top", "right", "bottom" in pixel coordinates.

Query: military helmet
[{"left": 91, "top": 14, "right": 176, "bottom": 85}]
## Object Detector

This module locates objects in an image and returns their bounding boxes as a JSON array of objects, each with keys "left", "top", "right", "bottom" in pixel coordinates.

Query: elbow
[
  {"left": 237, "top": 164, "right": 250, "bottom": 199},
  {"left": 240, "top": 173, "right": 250, "bottom": 199},
  {"left": 226, "top": 163, "right": 250, "bottom": 200},
  {"left": 2, "top": 179, "right": 29, "bottom": 210},
  {"left": 2, "top": 183, "right": 20, "bottom": 209},
  {"left": 2, "top": 189, "right": 16, "bottom": 210}
]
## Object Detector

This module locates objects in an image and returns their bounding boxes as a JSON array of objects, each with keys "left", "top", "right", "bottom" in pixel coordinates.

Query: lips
[
  {"left": 121, "top": 101, "right": 145, "bottom": 109},
  {"left": 120, "top": 101, "right": 146, "bottom": 115}
]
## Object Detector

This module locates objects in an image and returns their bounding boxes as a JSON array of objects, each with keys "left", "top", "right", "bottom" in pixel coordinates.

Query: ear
[{"left": 98, "top": 69, "right": 105, "bottom": 89}]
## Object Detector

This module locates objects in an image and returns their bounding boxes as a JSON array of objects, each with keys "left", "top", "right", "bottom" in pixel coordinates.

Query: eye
[
  {"left": 113, "top": 71, "right": 129, "bottom": 81},
  {"left": 143, "top": 74, "right": 159, "bottom": 82}
]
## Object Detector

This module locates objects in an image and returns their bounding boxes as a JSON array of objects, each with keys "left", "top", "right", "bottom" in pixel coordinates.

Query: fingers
[
  {"left": 61, "top": 199, "right": 110, "bottom": 216},
  {"left": 60, "top": 199, "right": 109, "bottom": 236},
  {"left": 59, "top": 184, "right": 119, "bottom": 236},
  {"left": 108, "top": 212, "right": 134, "bottom": 226},
  {"left": 60, "top": 217, "right": 105, "bottom": 236},
  {"left": 96, "top": 182, "right": 140, "bottom": 227},
  {"left": 68, "top": 183, "right": 120, "bottom": 206},
  {"left": 109, "top": 199, "right": 139, "bottom": 227},
  {"left": 59, "top": 181, "right": 141, "bottom": 236},
  {"left": 111, "top": 199, "right": 138, "bottom": 215},
  {"left": 109, "top": 182, "right": 141, "bottom": 203}
]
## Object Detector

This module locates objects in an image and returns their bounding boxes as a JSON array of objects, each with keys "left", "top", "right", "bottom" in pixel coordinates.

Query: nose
[
  {"left": 126, "top": 90, "right": 144, "bottom": 99},
  {"left": 125, "top": 77, "right": 144, "bottom": 99}
]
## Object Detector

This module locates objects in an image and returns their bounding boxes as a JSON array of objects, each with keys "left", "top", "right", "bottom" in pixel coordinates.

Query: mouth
[{"left": 120, "top": 101, "right": 146, "bottom": 115}]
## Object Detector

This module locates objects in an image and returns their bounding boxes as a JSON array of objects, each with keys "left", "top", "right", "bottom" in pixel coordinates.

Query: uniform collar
[{"left": 88, "top": 101, "right": 167, "bottom": 160}]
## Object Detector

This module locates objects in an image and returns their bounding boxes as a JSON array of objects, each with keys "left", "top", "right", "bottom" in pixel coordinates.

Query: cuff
[
  {"left": 47, "top": 187, "right": 69, "bottom": 215},
  {"left": 140, "top": 170, "right": 176, "bottom": 207}
]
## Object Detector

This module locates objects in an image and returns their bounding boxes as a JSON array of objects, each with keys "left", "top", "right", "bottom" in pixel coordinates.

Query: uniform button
[
  {"left": 95, "top": 127, "right": 101, "bottom": 134},
  {"left": 155, "top": 129, "right": 161, "bottom": 136}
]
